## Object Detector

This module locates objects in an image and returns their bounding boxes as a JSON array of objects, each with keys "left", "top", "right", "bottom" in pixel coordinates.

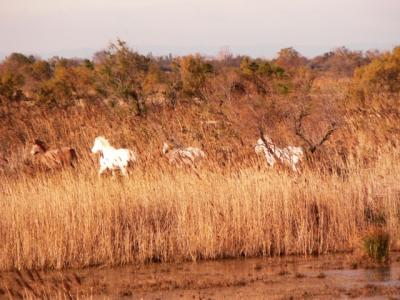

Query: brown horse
[{"left": 30, "top": 139, "right": 77, "bottom": 169}]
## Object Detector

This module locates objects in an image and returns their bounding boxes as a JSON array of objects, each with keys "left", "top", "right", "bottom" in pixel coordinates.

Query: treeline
[{"left": 1, "top": 40, "right": 399, "bottom": 115}]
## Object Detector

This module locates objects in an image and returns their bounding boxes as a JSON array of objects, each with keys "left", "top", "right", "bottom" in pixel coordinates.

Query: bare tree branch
[
  {"left": 295, "top": 110, "right": 338, "bottom": 154},
  {"left": 295, "top": 110, "right": 314, "bottom": 149}
]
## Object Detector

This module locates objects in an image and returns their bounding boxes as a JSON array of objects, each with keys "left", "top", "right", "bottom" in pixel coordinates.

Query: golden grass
[{"left": 0, "top": 147, "right": 399, "bottom": 271}]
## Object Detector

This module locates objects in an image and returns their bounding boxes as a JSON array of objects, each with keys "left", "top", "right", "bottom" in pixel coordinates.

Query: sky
[{"left": 0, "top": 0, "right": 399, "bottom": 59}]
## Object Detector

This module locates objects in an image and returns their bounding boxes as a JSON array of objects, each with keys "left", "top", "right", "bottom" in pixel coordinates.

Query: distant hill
[
  {"left": 41, "top": 48, "right": 96, "bottom": 59},
  {"left": 0, "top": 48, "right": 96, "bottom": 61}
]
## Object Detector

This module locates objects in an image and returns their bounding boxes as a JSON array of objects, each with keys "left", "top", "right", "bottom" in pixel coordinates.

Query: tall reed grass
[{"left": 0, "top": 147, "right": 399, "bottom": 271}]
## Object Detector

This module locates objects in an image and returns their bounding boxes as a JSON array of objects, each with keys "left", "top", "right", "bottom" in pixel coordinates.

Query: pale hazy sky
[{"left": 0, "top": 0, "right": 399, "bottom": 59}]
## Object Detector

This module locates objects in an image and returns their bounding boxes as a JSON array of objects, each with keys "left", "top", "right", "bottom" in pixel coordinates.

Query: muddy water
[{"left": 0, "top": 253, "right": 399, "bottom": 299}]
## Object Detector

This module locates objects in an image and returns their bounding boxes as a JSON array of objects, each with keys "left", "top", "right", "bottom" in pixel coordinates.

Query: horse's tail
[
  {"left": 129, "top": 150, "right": 137, "bottom": 162},
  {"left": 69, "top": 148, "right": 77, "bottom": 160},
  {"left": 199, "top": 149, "right": 206, "bottom": 158},
  {"left": 69, "top": 148, "right": 78, "bottom": 167}
]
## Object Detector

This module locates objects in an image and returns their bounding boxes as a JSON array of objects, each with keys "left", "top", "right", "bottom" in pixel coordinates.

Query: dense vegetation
[
  {"left": 0, "top": 42, "right": 399, "bottom": 271},
  {"left": 1, "top": 42, "right": 399, "bottom": 170}
]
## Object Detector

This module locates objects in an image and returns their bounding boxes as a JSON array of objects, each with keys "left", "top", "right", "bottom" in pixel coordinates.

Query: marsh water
[{"left": 1, "top": 253, "right": 399, "bottom": 299}]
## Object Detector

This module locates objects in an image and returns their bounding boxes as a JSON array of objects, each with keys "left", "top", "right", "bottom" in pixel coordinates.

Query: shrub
[
  {"left": 178, "top": 54, "right": 214, "bottom": 99},
  {"left": 352, "top": 46, "right": 400, "bottom": 100},
  {"left": 362, "top": 228, "right": 390, "bottom": 263},
  {"left": 0, "top": 73, "right": 25, "bottom": 101}
]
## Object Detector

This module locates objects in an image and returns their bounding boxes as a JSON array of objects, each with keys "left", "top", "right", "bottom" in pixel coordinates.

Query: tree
[
  {"left": 34, "top": 58, "right": 95, "bottom": 107},
  {"left": 239, "top": 56, "right": 259, "bottom": 76},
  {"left": 239, "top": 56, "right": 288, "bottom": 94},
  {"left": 30, "top": 60, "right": 52, "bottom": 81},
  {"left": 352, "top": 46, "right": 400, "bottom": 100},
  {"left": 2, "top": 53, "right": 34, "bottom": 69},
  {"left": 310, "top": 47, "right": 367, "bottom": 77},
  {"left": 275, "top": 47, "right": 307, "bottom": 72},
  {"left": 0, "top": 73, "right": 25, "bottom": 102},
  {"left": 95, "top": 40, "right": 150, "bottom": 115},
  {"left": 0, "top": 53, "right": 34, "bottom": 101},
  {"left": 178, "top": 54, "right": 213, "bottom": 99}
]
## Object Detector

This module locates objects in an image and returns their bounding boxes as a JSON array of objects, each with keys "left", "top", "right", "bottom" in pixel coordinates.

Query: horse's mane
[
  {"left": 168, "top": 137, "right": 183, "bottom": 148},
  {"left": 34, "top": 139, "right": 48, "bottom": 152},
  {"left": 95, "top": 136, "right": 111, "bottom": 147}
]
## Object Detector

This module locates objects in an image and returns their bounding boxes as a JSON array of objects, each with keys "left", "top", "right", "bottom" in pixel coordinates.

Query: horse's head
[
  {"left": 31, "top": 139, "right": 47, "bottom": 155},
  {"left": 92, "top": 136, "right": 110, "bottom": 154},
  {"left": 91, "top": 139, "right": 102, "bottom": 154},
  {"left": 162, "top": 142, "right": 170, "bottom": 154},
  {"left": 255, "top": 138, "right": 265, "bottom": 147}
]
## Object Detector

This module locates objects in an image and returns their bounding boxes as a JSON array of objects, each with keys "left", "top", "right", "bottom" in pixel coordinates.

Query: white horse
[
  {"left": 91, "top": 136, "right": 137, "bottom": 177},
  {"left": 162, "top": 142, "right": 205, "bottom": 167},
  {"left": 255, "top": 135, "right": 304, "bottom": 172}
]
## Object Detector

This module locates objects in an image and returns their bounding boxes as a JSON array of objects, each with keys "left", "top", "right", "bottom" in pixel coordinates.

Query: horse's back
[
  {"left": 42, "top": 147, "right": 77, "bottom": 168},
  {"left": 287, "top": 146, "right": 304, "bottom": 159},
  {"left": 167, "top": 149, "right": 194, "bottom": 166},
  {"left": 58, "top": 147, "right": 77, "bottom": 163},
  {"left": 115, "top": 148, "right": 136, "bottom": 162},
  {"left": 186, "top": 147, "right": 206, "bottom": 159},
  {"left": 178, "top": 149, "right": 195, "bottom": 161},
  {"left": 109, "top": 148, "right": 137, "bottom": 169}
]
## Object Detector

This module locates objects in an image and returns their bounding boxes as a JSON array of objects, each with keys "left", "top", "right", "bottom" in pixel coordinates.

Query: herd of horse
[{"left": 18, "top": 134, "right": 304, "bottom": 176}]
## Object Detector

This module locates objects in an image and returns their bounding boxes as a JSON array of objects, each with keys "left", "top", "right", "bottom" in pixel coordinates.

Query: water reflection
[
  {"left": 324, "top": 263, "right": 400, "bottom": 289},
  {"left": 365, "top": 266, "right": 392, "bottom": 282}
]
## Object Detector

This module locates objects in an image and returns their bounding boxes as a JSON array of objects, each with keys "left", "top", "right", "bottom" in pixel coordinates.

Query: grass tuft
[{"left": 362, "top": 228, "right": 390, "bottom": 263}]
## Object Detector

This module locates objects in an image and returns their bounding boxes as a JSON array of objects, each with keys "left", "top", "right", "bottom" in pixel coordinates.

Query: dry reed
[{"left": 0, "top": 147, "right": 399, "bottom": 271}]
